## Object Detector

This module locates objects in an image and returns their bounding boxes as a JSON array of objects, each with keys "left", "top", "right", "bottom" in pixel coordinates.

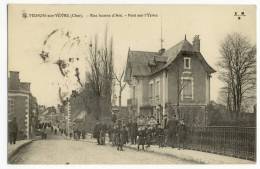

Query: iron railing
[{"left": 185, "top": 126, "right": 256, "bottom": 161}]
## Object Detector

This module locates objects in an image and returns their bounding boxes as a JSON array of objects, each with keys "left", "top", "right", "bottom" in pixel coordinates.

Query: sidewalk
[
  {"left": 80, "top": 135, "right": 254, "bottom": 164},
  {"left": 125, "top": 144, "right": 254, "bottom": 164},
  {"left": 7, "top": 140, "right": 33, "bottom": 161}
]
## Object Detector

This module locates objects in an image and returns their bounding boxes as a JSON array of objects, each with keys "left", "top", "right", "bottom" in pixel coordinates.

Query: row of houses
[
  {"left": 124, "top": 35, "right": 216, "bottom": 126},
  {"left": 8, "top": 71, "right": 39, "bottom": 139}
]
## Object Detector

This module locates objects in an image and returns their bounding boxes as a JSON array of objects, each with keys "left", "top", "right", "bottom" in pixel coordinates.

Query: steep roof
[
  {"left": 124, "top": 38, "right": 215, "bottom": 82},
  {"left": 124, "top": 51, "right": 167, "bottom": 81},
  {"left": 163, "top": 39, "right": 195, "bottom": 67},
  {"left": 129, "top": 51, "right": 158, "bottom": 76},
  {"left": 156, "top": 39, "right": 215, "bottom": 74}
]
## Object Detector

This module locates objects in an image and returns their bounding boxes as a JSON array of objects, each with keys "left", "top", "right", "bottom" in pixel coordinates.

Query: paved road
[{"left": 10, "top": 138, "right": 196, "bottom": 164}]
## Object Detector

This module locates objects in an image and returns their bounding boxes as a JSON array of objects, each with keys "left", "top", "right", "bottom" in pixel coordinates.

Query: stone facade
[{"left": 8, "top": 71, "right": 38, "bottom": 139}]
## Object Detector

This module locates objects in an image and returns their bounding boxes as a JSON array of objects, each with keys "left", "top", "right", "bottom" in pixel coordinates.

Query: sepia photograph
[{"left": 3, "top": 2, "right": 257, "bottom": 166}]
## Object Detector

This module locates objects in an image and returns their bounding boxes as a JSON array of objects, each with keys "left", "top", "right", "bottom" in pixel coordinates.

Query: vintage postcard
[{"left": 6, "top": 4, "right": 256, "bottom": 165}]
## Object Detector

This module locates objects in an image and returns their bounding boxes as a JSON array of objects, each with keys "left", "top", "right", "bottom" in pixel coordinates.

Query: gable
[{"left": 169, "top": 51, "right": 215, "bottom": 73}]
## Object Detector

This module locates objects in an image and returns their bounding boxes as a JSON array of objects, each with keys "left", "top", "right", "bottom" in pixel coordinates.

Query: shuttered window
[{"left": 183, "top": 78, "right": 193, "bottom": 99}]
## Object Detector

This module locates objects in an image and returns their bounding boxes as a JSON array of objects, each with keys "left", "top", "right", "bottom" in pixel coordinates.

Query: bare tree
[
  {"left": 113, "top": 70, "right": 127, "bottom": 111},
  {"left": 217, "top": 86, "right": 233, "bottom": 112},
  {"left": 86, "top": 29, "right": 114, "bottom": 121},
  {"left": 218, "top": 32, "right": 256, "bottom": 119},
  {"left": 176, "top": 62, "right": 188, "bottom": 119},
  {"left": 166, "top": 59, "right": 187, "bottom": 119}
]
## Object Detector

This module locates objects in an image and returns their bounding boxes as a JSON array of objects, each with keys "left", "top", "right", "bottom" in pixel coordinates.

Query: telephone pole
[
  {"left": 66, "top": 98, "right": 71, "bottom": 137},
  {"left": 160, "top": 16, "right": 164, "bottom": 49}
]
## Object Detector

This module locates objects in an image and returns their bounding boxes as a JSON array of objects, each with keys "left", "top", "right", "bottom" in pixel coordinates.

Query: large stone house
[
  {"left": 124, "top": 35, "right": 215, "bottom": 126},
  {"left": 8, "top": 71, "right": 38, "bottom": 139}
]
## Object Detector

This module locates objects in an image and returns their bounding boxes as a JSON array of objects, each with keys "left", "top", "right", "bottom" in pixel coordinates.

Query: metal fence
[{"left": 185, "top": 126, "right": 256, "bottom": 161}]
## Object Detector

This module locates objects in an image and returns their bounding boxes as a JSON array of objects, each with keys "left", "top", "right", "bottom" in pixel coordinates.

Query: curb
[
  {"left": 122, "top": 145, "right": 253, "bottom": 164},
  {"left": 75, "top": 138, "right": 203, "bottom": 164},
  {"left": 8, "top": 140, "right": 33, "bottom": 162},
  {"left": 124, "top": 145, "right": 204, "bottom": 164}
]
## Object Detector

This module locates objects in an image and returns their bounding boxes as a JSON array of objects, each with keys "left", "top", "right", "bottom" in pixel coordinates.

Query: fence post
[
  {"left": 188, "top": 126, "right": 255, "bottom": 161},
  {"left": 245, "top": 128, "right": 248, "bottom": 160},
  {"left": 223, "top": 127, "right": 225, "bottom": 154},
  {"left": 200, "top": 127, "right": 202, "bottom": 151}
]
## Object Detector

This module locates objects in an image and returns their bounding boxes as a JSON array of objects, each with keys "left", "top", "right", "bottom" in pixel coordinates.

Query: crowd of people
[
  {"left": 93, "top": 115, "right": 188, "bottom": 151},
  {"left": 9, "top": 114, "right": 187, "bottom": 153},
  {"left": 70, "top": 128, "right": 86, "bottom": 140},
  {"left": 38, "top": 122, "right": 87, "bottom": 141},
  {"left": 38, "top": 122, "right": 59, "bottom": 139}
]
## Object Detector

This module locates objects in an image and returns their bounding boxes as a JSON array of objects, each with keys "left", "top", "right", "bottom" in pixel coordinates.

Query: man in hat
[
  {"left": 122, "top": 125, "right": 128, "bottom": 145},
  {"left": 167, "top": 114, "right": 178, "bottom": 148},
  {"left": 9, "top": 117, "right": 18, "bottom": 144},
  {"left": 99, "top": 127, "right": 106, "bottom": 145},
  {"left": 137, "top": 126, "right": 146, "bottom": 151},
  {"left": 146, "top": 126, "right": 152, "bottom": 148},
  {"left": 157, "top": 125, "right": 165, "bottom": 148},
  {"left": 177, "top": 119, "right": 187, "bottom": 150},
  {"left": 116, "top": 124, "right": 124, "bottom": 151},
  {"left": 93, "top": 122, "right": 101, "bottom": 145},
  {"left": 130, "top": 121, "right": 137, "bottom": 144},
  {"left": 111, "top": 125, "right": 117, "bottom": 146}
]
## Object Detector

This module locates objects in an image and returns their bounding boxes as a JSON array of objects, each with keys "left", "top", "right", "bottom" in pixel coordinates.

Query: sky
[{"left": 8, "top": 5, "right": 256, "bottom": 106}]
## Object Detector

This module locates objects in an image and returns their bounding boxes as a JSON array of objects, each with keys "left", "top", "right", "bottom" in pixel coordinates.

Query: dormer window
[{"left": 184, "top": 57, "right": 191, "bottom": 69}]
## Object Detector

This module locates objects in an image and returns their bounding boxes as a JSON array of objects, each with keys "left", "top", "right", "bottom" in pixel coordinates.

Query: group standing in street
[
  {"left": 15, "top": 113, "right": 187, "bottom": 152},
  {"left": 92, "top": 116, "right": 188, "bottom": 152}
]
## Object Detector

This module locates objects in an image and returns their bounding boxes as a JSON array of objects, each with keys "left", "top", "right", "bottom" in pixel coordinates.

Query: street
[{"left": 10, "top": 134, "right": 195, "bottom": 164}]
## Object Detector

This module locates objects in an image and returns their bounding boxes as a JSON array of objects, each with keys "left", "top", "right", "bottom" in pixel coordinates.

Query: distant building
[
  {"left": 8, "top": 71, "right": 38, "bottom": 139},
  {"left": 124, "top": 35, "right": 216, "bottom": 126}
]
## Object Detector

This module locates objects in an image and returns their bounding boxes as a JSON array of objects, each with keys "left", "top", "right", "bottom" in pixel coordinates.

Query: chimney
[
  {"left": 9, "top": 71, "right": 20, "bottom": 81},
  {"left": 9, "top": 71, "right": 20, "bottom": 90},
  {"left": 192, "top": 35, "right": 200, "bottom": 52},
  {"left": 158, "top": 48, "right": 165, "bottom": 55}
]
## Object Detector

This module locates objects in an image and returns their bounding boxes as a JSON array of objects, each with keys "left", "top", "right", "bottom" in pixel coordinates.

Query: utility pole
[
  {"left": 160, "top": 16, "right": 164, "bottom": 49},
  {"left": 66, "top": 98, "right": 71, "bottom": 138}
]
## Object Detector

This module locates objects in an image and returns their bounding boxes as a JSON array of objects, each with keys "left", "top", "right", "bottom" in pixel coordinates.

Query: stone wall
[{"left": 9, "top": 95, "right": 29, "bottom": 140}]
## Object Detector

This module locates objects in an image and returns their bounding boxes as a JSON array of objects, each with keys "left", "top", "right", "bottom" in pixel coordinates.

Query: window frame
[
  {"left": 184, "top": 57, "right": 191, "bottom": 69},
  {"left": 155, "top": 78, "right": 160, "bottom": 103},
  {"left": 181, "top": 77, "right": 194, "bottom": 100},
  {"left": 149, "top": 80, "right": 154, "bottom": 103},
  {"left": 8, "top": 97, "right": 15, "bottom": 115}
]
